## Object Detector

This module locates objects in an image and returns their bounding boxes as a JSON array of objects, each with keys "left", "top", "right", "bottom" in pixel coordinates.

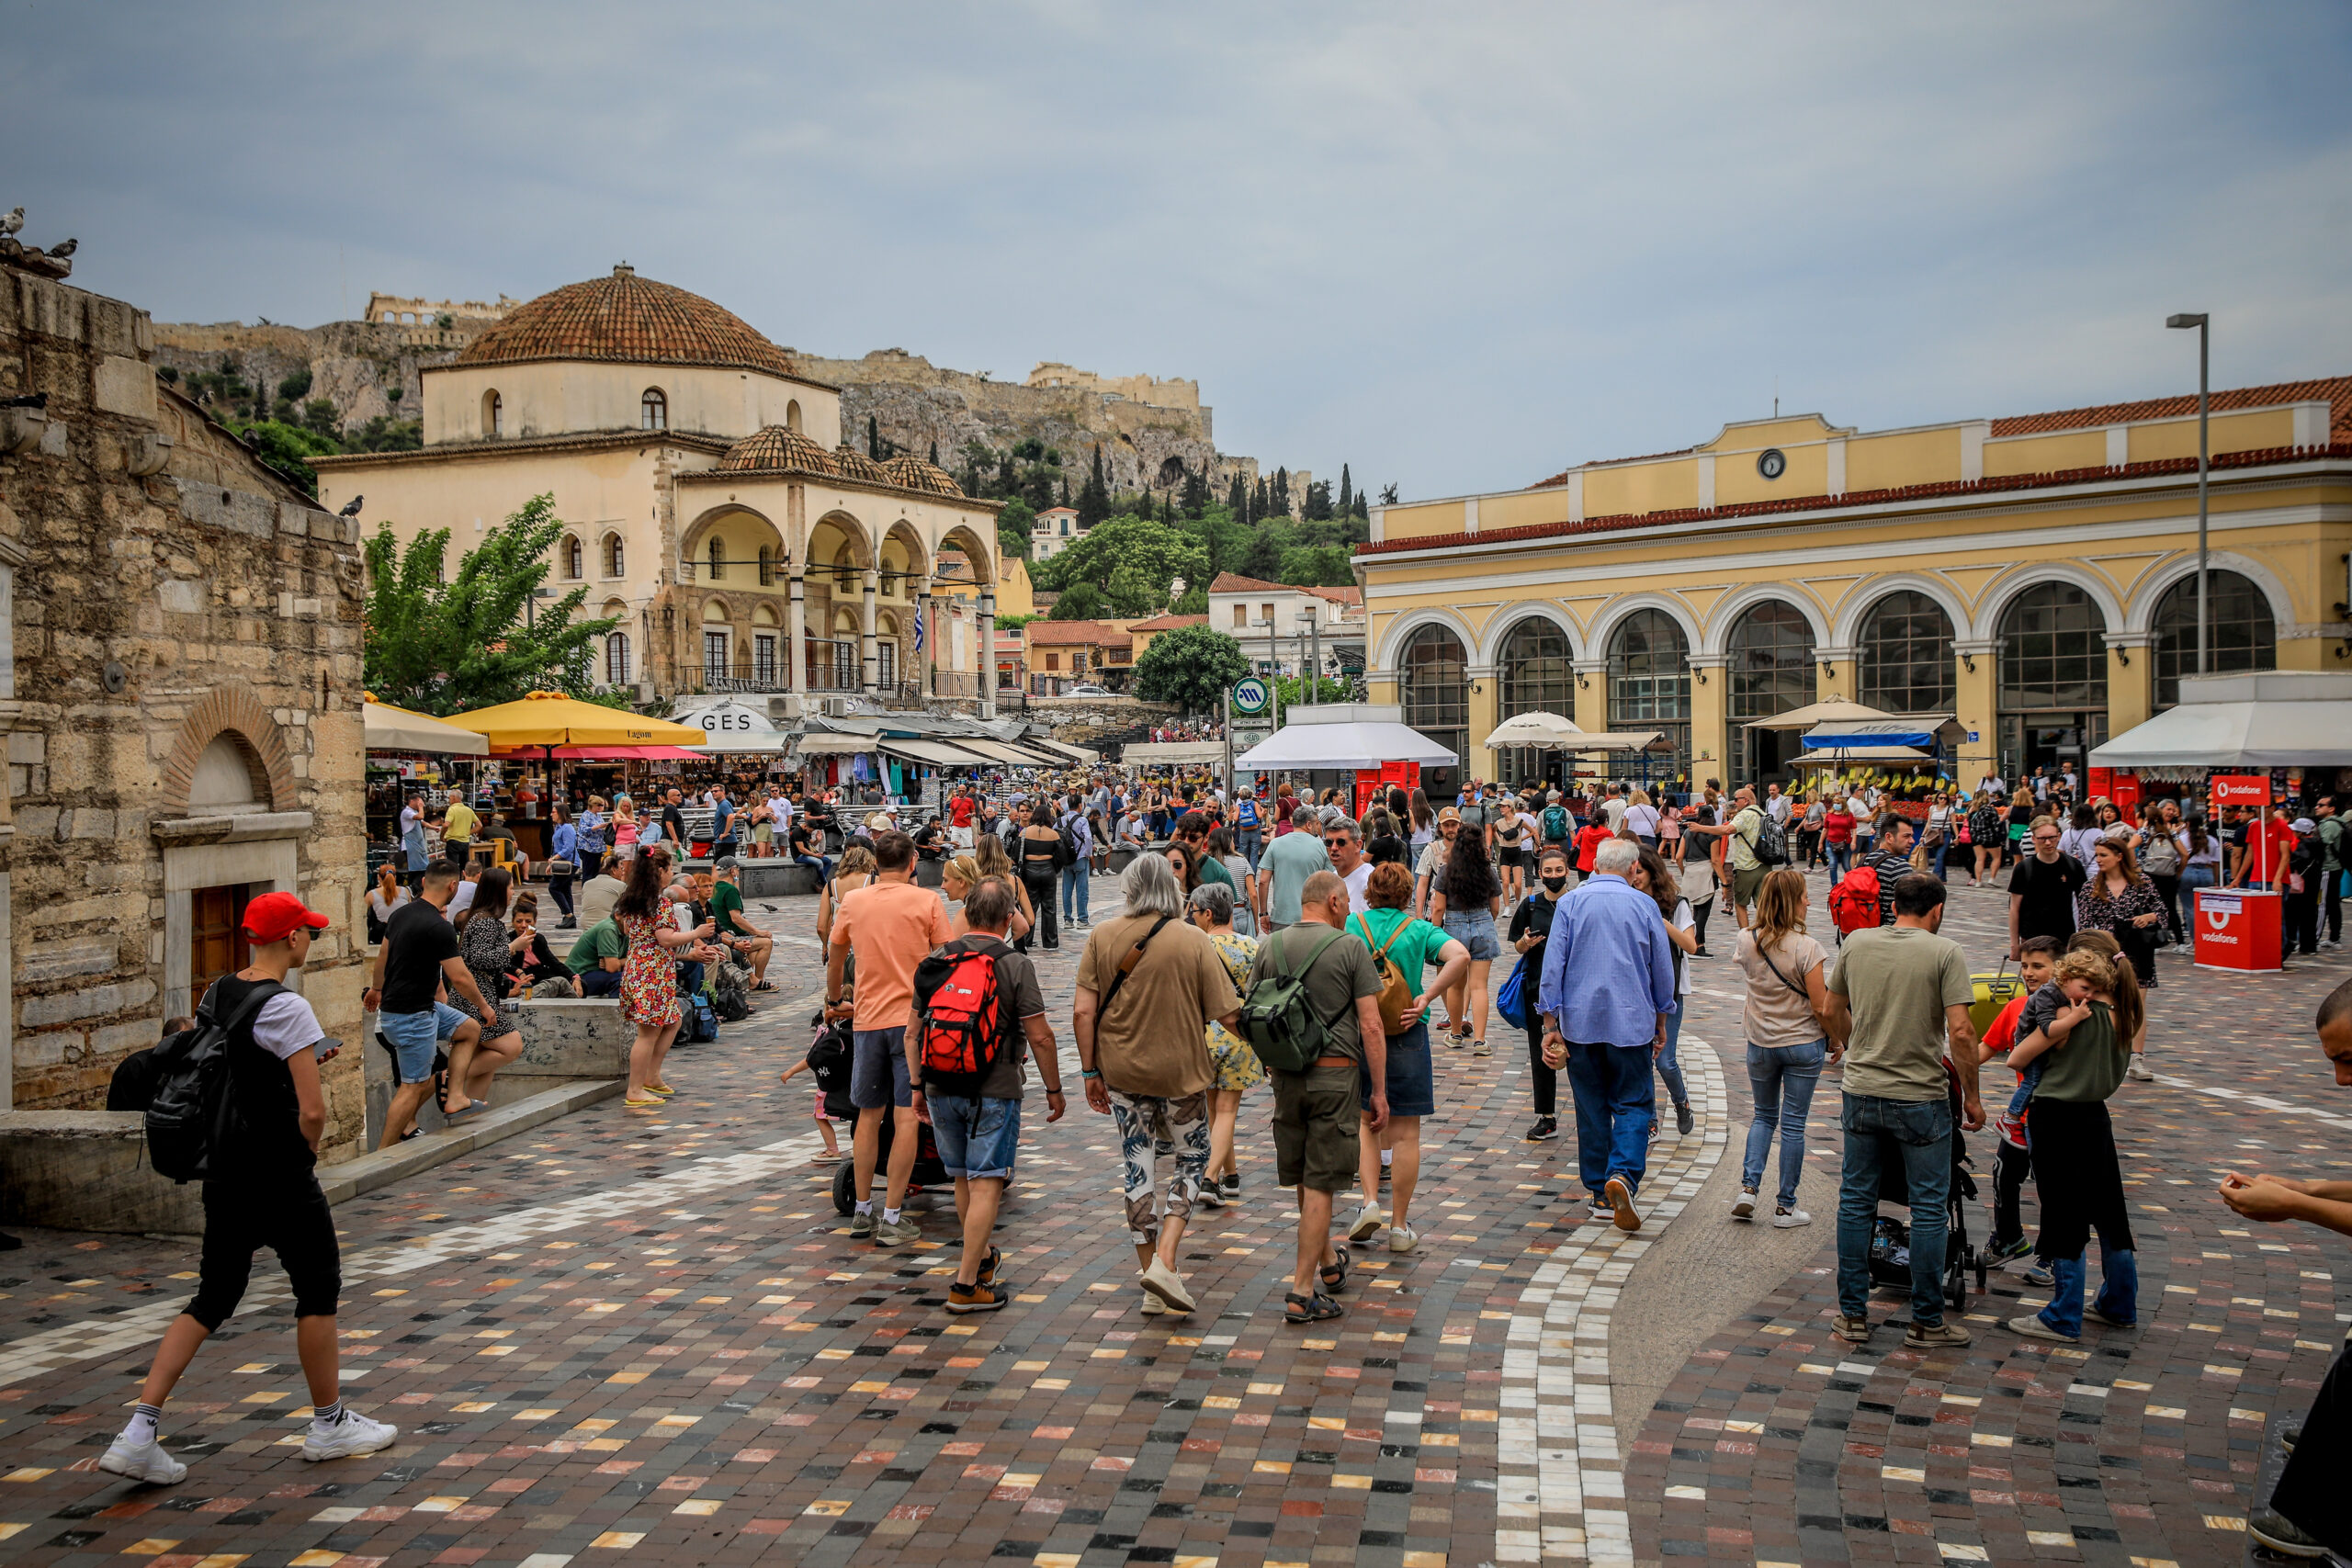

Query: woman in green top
[
  {"left": 1188, "top": 882, "right": 1262, "bottom": 1208},
  {"left": 1343, "top": 862, "right": 1469, "bottom": 1256},
  {"left": 2004, "top": 942, "right": 2142, "bottom": 1342}
]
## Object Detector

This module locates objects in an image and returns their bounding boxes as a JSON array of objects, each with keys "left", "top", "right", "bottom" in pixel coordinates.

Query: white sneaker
[
  {"left": 1772, "top": 1207, "right": 1813, "bottom": 1228},
  {"left": 1140, "top": 1289, "right": 1166, "bottom": 1316},
  {"left": 98, "top": 1435, "right": 187, "bottom": 1485},
  {"left": 1139, "top": 1257, "right": 1195, "bottom": 1314},
  {"left": 1388, "top": 1224, "right": 1419, "bottom": 1255},
  {"left": 2125, "top": 1059, "right": 2155, "bottom": 1082},
  {"left": 1731, "top": 1190, "right": 1758, "bottom": 1221},
  {"left": 1347, "top": 1202, "right": 1385, "bottom": 1243},
  {"left": 302, "top": 1410, "right": 399, "bottom": 1463}
]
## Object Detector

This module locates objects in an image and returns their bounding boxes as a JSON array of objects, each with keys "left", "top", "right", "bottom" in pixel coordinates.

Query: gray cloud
[{"left": 11, "top": 1, "right": 2347, "bottom": 497}]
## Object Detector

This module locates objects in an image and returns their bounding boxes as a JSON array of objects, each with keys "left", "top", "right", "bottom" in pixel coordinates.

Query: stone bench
[
  {"left": 740, "top": 861, "right": 821, "bottom": 897},
  {"left": 0, "top": 1110, "right": 204, "bottom": 1236},
  {"left": 361, "top": 999, "right": 629, "bottom": 1148}
]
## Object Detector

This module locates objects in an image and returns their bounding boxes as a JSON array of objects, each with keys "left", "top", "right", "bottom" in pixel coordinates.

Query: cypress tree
[
  {"left": 928, "top": 440, "right": 939, "bottom": 466},
  {"left": 1227, "top": 473, "right": 1247, "bottom": 516},
  {"left": 867, "top": 414, "right": 882, "bottom": 460},
  {"left": 1339, "top": 464, "right": 1352, "bottom": 516}
]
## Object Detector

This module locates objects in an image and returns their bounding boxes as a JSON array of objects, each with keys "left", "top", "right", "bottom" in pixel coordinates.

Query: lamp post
[{"left": 2165, "top": 312, "right": 2210, "bottom": 673}]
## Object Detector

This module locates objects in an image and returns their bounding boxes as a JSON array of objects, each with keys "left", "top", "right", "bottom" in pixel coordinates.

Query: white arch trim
[
  {"left": 1701, "top": 583, "right": 1830, "bottom": 659},
  {"left": 1589, "top": 591, "right": 1702, "bottom": 660},
  {"left": 1971, "top": 560, "right": 2127, "bottom": 642},
  {"left": 2122, "top": 548, "right": 2296, "bottom": 637},
  {"left": 1374, "top": 605, "right": 1478, "bottom": 673},
  {"left": 1476, "top": 601, "right": 1586, "bottom": 667},
  {"left": 1827, "top": 573, "right": 1971, "bottom": 649}
]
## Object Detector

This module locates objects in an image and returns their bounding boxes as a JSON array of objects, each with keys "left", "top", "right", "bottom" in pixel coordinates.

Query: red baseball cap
[{"left": 243, "top": 890, "right": 330, "bottom": 943}]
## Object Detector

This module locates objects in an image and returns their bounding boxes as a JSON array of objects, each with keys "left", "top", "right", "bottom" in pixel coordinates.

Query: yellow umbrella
[{"left": 442, "top": 690, "right": 707, "bottom": 749}]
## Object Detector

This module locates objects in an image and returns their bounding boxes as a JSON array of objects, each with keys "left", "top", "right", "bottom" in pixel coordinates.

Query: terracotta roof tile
[
  {"left": 717, "top": 426, "right": 835, "bottom": 474},
  {"left": 831, "top": 444, "right": 888, "bottom": 484},
  {"left": 881, "top": 454, "right": 966, "bottom": 498},
  {"left": 1125, "top": 613, "right": 1208, "bottom": 631},
  {"left": 455, "top": 265, "right": 798, "bottom": 378},
  {"left": 1025, "top": 620, "right": 1132, "bottom": 647},
  {"left": 1987, "top": 374, "right": 2352, "bottom": 439},
  {"left": 1208, "top": 571, "right": 1287, "bottom": 593}
]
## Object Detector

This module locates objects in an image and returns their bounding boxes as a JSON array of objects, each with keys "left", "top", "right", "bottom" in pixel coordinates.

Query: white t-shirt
[
  {"left": 446, "top": 881, "right": 478, "bottom": 922},
  {"left": 368, "top": 887, "right": 412, "bottom": 923},
  {"left": 1766, "top": 794, "right": 1792, "bottom": 823},
  {"left": 1623, "top": 803, "right": 1660, "bottom": 838},
  {"left": 1844, "top": 795, "right": 1870, "bottom": 823},
  {"left": 1601, "top": 798, "right": 1629, "bottom": 830},
  {"left": 1342, "top": 861, "right": 1374, "bottom": 915},
  {"left": 1669, "top": 897, "right": 1695, "bottom": 998},
  {"left": 252, "top": 991, "right": 325, "bottom": 1060},
  {"left": 768, "top": 795, "right": 792, "bottom": 831}
]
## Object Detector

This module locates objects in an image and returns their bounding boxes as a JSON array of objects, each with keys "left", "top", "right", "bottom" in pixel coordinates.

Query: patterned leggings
[{"left": 1110, "top": 1090, "right": 1210, "bottom": 1246}]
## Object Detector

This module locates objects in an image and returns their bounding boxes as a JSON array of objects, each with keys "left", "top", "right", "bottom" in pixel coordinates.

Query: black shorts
[
  {"left": 189, "top": 1174, "right": 341, "bottom": 1328},
  {"left": 1498, "top": 845, "right": 1526, "bottom": 867}
]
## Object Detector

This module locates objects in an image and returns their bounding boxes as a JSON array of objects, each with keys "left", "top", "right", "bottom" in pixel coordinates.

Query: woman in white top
[
  {"left": 367, "top": 865, "right": 411, "bottom": 943},
  {"left": 1730, "top": 866, "right": 1831, "bottom": 1225},
  {"left": 1623, "top": 789, "right": 1662, "bottom": 845},
  {"left": 1630, "top": 847, "right": 1699, "bottom": 1134}
]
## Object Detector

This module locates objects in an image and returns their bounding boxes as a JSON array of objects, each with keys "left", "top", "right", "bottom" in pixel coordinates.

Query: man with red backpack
[
  {"left": 1831, "top": 813, "right": 1918, "bottom": 938},
  {"left": 910, "top": 877, "right": 1066, "bottom": 1314}
]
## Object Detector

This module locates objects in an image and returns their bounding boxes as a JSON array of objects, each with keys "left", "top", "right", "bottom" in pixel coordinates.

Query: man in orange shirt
[{"left": 826, "top": 829, "right": 953, "bottom": 1247}]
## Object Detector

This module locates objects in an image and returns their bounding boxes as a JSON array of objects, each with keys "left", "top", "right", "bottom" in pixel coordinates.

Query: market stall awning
[
  {"left": 2088, "top": 671, "right": 2352, "bottom": 769},
  {"left": 882, "top": 739, "right": 994, "bottom": 768},
  {"left": 956, "top": 738, "right": 1056, "bottom": 767},
  {"left": 363, "top": 699, "right": 490, "bottom": 756},
  {"left": 1123, "top": 741, "right": 1227, "bottom": 766},
  {"left": 1237, "top": 720, "right": 1459, "bottom": 773},
  {"left": 791, "top": 733, "right": 873, "bottom": 756},
  {"left": 1744, "top": 699, "right": 1896, "bottom": 734},
  {"left": 1483, "top": 722, "right": 1667, "bottom": 753},
  {"left": 1801, "top": 716, "right": 1964, "bottom": 750},
  {"left": 1790, "top": 746, "right": 1936, "bottom": 767},
  {"left": 514, "top": 744, "right": 704, "bottom": 761},
  {"left": 443, "top": 691, "right": 707, "bottom": 749},
  {"left": 671, "top": 698, "right": 789, "bottom": 754},
  {"left": 1025, "top": 737, "right": 1101, "bottom": 765}
]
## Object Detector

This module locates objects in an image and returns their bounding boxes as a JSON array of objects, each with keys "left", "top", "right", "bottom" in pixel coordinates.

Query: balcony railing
[{"left": 932, "top": 670, "right": 985, "bottom": 699}]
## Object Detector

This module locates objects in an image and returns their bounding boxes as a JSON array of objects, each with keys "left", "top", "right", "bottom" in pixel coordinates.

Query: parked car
[{"left": 1066, "top": 682, "right": 1114, "bottom": 697}]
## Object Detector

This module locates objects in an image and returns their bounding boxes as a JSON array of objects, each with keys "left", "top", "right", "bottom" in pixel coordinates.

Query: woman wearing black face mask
[{"left": 1508, "top": 843, "right": 1575, "bottom": 1143}]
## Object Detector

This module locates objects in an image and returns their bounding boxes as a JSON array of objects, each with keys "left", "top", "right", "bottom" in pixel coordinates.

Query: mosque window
[
  {"left": 786, "top": 399, "right": 802, "bottom": 433},
  {"left": 708, "top": 536, "right": 726, "bottom": 581},
  {"left": 1857, "top": 591, "right": 1955, "bottom": 713},
  {"left": 641, "top": 388, "right": 667, "bottom": 431},
  {"left": 604, "top": 534, "right": 625, "bottom": 578},
  {"left": 605, "top": 633, "right": 632, "bottom": 685},
  {"left": 2152, "top": 569, "right": 2274, "bottom": 707},
  {"left": 482, "top": 389, "right": 503, "bottom": 437},
  {"left": 561, "top": 536, "right": 582, "bottom": 581},
  {"left": 758, "top": 546, "right": 774, "bottom": 587}
]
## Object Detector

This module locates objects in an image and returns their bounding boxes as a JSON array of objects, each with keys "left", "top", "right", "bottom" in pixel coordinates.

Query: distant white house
[
  {"left": 1031, "top": 506, "right": 1082, "bottom": 561},
  {"left": 1206, "top": 572, "right": 1366, "bottom": 682}
]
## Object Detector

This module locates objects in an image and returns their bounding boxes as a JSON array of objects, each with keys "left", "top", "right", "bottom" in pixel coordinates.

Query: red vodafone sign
[{"left": 2211, "top": 774, "right": 2270, "bottom": 808}]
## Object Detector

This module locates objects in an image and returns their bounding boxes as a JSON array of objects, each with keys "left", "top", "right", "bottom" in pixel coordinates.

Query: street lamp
[{"left": 2166, "top": 312, "right": 2210, "bottom": 674}]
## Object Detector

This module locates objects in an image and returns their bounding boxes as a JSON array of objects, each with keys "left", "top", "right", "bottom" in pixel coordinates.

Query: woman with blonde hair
[
  {"left": 944, "top": 855, "right": 1032, "bottom": 942},
  {"left": 1731, "top": 867, "right": 1831, "bottom": 1225},
  {"left": 816, "top": 842, "right": 876, "bottom": 953},
  {"left": 972, "top": 833, "right": 1036, "bottom": 952},
  {"left": 611, "top": 794, "right": 640, "bottom": 859}
]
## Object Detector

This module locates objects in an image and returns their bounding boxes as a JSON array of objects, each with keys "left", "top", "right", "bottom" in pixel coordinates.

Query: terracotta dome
[
  {"left": 831, "top": 444, "right": 888, "bottom": 485},
  {"left": 455, "top": 265, "right": 797, "bottom": 378},
  {"left": 718, "top": 426, "right": 835, "bottom": 474},
  {"left": 882, "top": 455, "right": 966, "bottom": 498}
]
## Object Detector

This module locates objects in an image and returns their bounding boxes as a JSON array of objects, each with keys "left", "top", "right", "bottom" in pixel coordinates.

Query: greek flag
[{"left": 913, "top": 606, "right": 925, "bottom": 652}]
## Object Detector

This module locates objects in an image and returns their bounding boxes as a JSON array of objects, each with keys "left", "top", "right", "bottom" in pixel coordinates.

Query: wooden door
[{"left": 190, "top": 884, "right": 251, "bottom": 1011}]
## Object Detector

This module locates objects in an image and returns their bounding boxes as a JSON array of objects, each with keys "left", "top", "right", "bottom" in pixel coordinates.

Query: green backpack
[{"left": 1238, "top": 927, "right": 1349, "bottom": 1073}]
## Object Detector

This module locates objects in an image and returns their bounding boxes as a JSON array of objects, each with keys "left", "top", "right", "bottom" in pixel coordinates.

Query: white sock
[
  {"left": 882, "top": 1207, "right": 901, "bottom": 1226},
  {"left": 311, "top": 1399, "right": 345, "bottom": 1434},
  {"left": 1380, "top": 1149, "right": 1393, "bottom": 1168},
  {"left": 123, "top": 1403, "right": 161, "bottom": 1446},
  {"left": 854, "top": 1199, "right": 873, "bottom": 1216}
]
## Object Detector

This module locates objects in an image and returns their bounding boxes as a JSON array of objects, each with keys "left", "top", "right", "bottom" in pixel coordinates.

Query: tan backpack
[{"left": 1351, "top": 914, "right": 1419, "bottom": 1036}]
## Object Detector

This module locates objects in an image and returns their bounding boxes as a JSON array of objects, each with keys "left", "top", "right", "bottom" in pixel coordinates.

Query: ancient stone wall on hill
[{"left": 150, "top": 318, "right": 457, "bottom": 431}]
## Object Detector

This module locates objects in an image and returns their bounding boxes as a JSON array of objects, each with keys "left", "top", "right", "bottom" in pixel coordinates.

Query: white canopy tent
[
  {"left": 1236, "top": 705, "right": 1460, "bottom": 773},
  {"left": 1743, "top": 699, "right": 1896, "bottom": 734},
  {"left": 362, "top": 699, "right": 490, "bottom": 756},
  {"left": 1124, "top": 741, "right": 1227, "bottom": 767},
  {"left": 2088, "top": 671, "right": 2352, "bottom": 770},
  {"left": 671, "top": 697, "right": 790, "bottom": 754}
]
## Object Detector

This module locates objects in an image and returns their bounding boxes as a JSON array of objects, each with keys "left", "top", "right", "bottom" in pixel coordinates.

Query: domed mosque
[{"left": 312, "top": 265, "right": 1011, "bottom": 711}]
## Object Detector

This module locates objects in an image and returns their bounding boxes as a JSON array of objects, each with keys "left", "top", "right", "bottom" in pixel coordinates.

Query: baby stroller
[{"left": 1865, "top": 1058, "right": 1989, "bottom": 1314}]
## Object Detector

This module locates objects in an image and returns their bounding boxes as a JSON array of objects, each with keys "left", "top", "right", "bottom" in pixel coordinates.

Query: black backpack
[
  {"left": 807, "top": 1019, "right": 854, "bottom": 1122},
  {"left": 142, "top": 979, "right": 285, "bottom": 1183}
]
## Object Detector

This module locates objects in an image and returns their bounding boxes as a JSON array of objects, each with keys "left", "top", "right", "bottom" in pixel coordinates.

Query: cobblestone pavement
[{"left": 0, "top": 868, "right": 2344, "bottom": 1568}]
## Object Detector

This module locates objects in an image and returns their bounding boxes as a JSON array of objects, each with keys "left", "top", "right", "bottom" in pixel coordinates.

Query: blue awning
[{"left": 1801, "top": 717, "right": 1960, "bottom": 750}]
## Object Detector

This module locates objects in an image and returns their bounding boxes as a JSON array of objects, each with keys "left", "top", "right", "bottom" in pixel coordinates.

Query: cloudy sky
[{"left": 12, "top": 2, "right": 2349, "bottom": 498}]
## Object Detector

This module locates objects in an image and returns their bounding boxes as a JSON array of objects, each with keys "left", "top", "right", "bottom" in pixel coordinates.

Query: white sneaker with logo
[
  {"left": 302, "top": 1411, "right": 399, "bottom": 1463},
  {"left": 98, "top": 1435, "right": 187, "bottom": 1485}
]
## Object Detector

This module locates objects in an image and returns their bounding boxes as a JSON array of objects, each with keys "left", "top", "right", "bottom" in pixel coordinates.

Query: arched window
[
  {"left": 641, "top": 388, "right": 667, "bottom": 432},
  {"left": 605, "top": 632, "right": 632, "bottom": 686},
  {"left": 561, "top": 535, "right": 582, "bottom": 581},
  {"left": 757, "top": 545, "right": 774, "bottom": 587},
  {"left": 786, "top": 399, "right": 802, "bottom": 434},
  {"left": 604, "top": 534, "right": 625, "bottom": 578},
  {"left": 1857, "top": 591, "right": 1954, "bottom": 713},
  {"left": 1997, "top": 581, "right": 2107, "bottom": 712},
  {"left": 481, "top": 389, "right": 503, "bottom": 437},
  {"left": 1607, "top": 609, "right": 1690, "bottom": 775},
  {"left": 1498, "top": 615, "right": 1573, "bottom": 719},
  {"left": 1728, "top": 600, "right": 1817, "bottom": 719},
  {"left": 708, "top": 536, "right": 726, "bottom": 581},
  {"left": 1398, "top": 625, "right": 1468, "bottom": 796},
  {"left": 2153, "top": 569, "right": 2275, "bottom": 706}
]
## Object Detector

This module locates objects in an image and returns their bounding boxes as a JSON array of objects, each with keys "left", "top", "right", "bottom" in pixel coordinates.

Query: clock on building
[{"left": 1757, "top": 447, "right": 1787, "bottom": 480}]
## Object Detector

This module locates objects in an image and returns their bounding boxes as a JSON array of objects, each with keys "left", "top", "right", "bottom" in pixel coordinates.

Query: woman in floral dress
[
  {"left": 613, "top": 852, "right": 715, "bottom": 1109},
  {"left": 1188, "top": 881, "right": 1263, "bottom": 1206}
]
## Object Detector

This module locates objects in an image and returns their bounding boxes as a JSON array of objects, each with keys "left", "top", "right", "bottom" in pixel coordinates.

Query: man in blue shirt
[{"left": 1536, "top": 837, "right": 1678, "bottom": 1232}]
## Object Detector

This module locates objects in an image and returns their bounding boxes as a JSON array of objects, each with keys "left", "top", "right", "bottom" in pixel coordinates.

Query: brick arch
[{"left": 161, "top": 685, "right": 296, "bottom": 817}]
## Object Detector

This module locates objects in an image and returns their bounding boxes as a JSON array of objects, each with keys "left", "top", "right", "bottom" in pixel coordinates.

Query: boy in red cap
[{"left": 101, "top": 891, "right": 399, "bottom": 1484}]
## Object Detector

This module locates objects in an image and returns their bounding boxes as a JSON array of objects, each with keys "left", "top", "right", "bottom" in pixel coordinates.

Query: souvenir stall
[
  {"left": 2088, "top": 671, "right": 2352, "bottom": 973},
  {"left": 1235, "top": 704, "right": 1459, "bottom": 814},
  {"left": 442, "top": 691, "right": 709, "bottom": 862},
  {"left": 1795, "top": 716, "right": 1963, "bottom": 822},
  {"left": 1480, "top": 710, "right": 1672, "bottom": 798},
  {"left": 361, "top": 698, "right": 491, "bottom": 871}
]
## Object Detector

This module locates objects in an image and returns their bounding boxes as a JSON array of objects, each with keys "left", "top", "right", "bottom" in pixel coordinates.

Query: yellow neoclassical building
[
  {"left": 313, "top": 265, "right": 1009, "bottom": 712},
  {"left": 1355, "top": 376, "right": 2352, "bottom": 795}
]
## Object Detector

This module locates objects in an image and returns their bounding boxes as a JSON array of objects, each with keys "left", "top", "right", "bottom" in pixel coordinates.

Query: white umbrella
[
  {"left": 1743, "top": 699, "right": 1895, "bottom": 734},
  {"left": 1237, "top": 720, "right": 1459, "bottom": 773},
  {"left": 1483, "top": 710, "right": 1586, "bottom": 748},
  {"left": 363, "top": 699, "right": 490, "bottom": 756}
]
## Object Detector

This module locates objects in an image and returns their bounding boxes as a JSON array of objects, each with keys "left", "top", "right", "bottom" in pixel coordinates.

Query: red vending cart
[{"left": 2194, "top": 774, "right": 2283, "bottom": 971}]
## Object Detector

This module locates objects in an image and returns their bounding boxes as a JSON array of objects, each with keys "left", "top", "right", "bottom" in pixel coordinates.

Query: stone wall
[{"left": 0, "top": 265, "right": 371, "bottom": 1159}]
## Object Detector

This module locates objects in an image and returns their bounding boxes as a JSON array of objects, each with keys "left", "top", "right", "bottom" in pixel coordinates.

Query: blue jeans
[
  {"left": 1565, "top": 1040, "right": 1654, "bottom": 1199},
  {"left": 1654, "top": 1008, "right": 1688, "bottom": 1109},
  {"left": 1061, "top": 863, "right": 1090, "bottom": 922},
  {"left": 1826, "top": 844, "right": 1851, "bottom": 880},
  {"left": 1742, "top": 1039, "right": 1825, "bottom": 1206},
  {"left": 2041, "top": 1243, "right": 2138, "bottom": 1338},
  {"left": 795, "top": 852, "right": 833, "bottom": 880},
  {"left": 1931, "top": 842, "right": 1950, "bottom": 881},
  {"left": 1237, "top": 827, "right": 1263, "bottom": 872},
  {"left": 1836, "top": 1093, "right": 1954, "bottom": 1327}
]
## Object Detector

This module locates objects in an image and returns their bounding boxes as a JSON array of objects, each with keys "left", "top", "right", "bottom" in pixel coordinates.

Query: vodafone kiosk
[{"left": 2192, "top": 774, "right": 2282, "bottom": 972}]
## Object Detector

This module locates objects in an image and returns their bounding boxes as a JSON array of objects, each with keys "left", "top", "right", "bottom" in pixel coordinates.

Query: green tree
[
  {"left": 1271, "top": 672, "right": 1351, "bottom": 719},
  {"left": 1339, "top": 464, "right": 1352, "bottom": 516},
  {"left": 1277, "top": 543, "right": 1354, "bottom": 587},
  {"left": 995, "top": 496, "right": 1036, "bottom": 561},
  {"left": 1076, "top": 445, "right": 1112, "bottom": 530},
  {"left": 1032, "top": 515, "right": 1206, "bottom": 604},
  {"left": 1050, "top": 581, "right": 1107, "bottom": 620},
  {"left": 361, "top": 495, "right": 619, "bottom": 715},
  {"left": 1104, "top": 560, "right": 1163, "bottom": 616},
  {"left": 222, "top": 418, "right": 342, "bottom": 498},
  {"left": 1133, "top": 623, "right": 1250, "bottom": 714},
  {"left": 867, "top": 414, "right": 882, "bottom": 459},
  {"left": 1170, "top": 582, "right": 1208, "bottom": 615}
]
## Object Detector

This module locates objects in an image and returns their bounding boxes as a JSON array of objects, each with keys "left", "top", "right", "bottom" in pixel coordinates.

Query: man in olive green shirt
[
  {"left": 565, "top": 919, "right": 625, "bottom": 998},
  {"left": 1823, "top": 872, "right": 1982, "bottom": 1350},
  {"left": 710, "top": 856, "right": 775, "bottom": 988}
]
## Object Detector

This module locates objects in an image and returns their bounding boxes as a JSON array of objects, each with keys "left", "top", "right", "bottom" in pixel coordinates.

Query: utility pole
[{"left": 2167, "top": 313, "right": 2211, "bottom": 673}]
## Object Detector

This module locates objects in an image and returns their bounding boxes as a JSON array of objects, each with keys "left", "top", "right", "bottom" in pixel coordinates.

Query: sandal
[
  {"left": 442, "top": 1098, "right": 488, "bottom": 1121},
  {"left": 623, "top": 1096, "right": 665, "bottom": 1110},
  {"left": 1319, "top": 1244, "right": 1351, "bottom": 1293},
  {"left": 645, "top": 1082, "right": 677, "bottom": 1097},
  {"left": 752, "top": 981, "right": 777, "bottom": 993},
  {"left": 1283, "top": 1291, "right": 1345, "bottom": 1324}
]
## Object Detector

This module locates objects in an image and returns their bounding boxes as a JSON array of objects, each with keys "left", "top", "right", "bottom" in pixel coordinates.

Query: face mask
[{"left": 1541, "top": 874, "right": 1568, "bottom": 893}]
